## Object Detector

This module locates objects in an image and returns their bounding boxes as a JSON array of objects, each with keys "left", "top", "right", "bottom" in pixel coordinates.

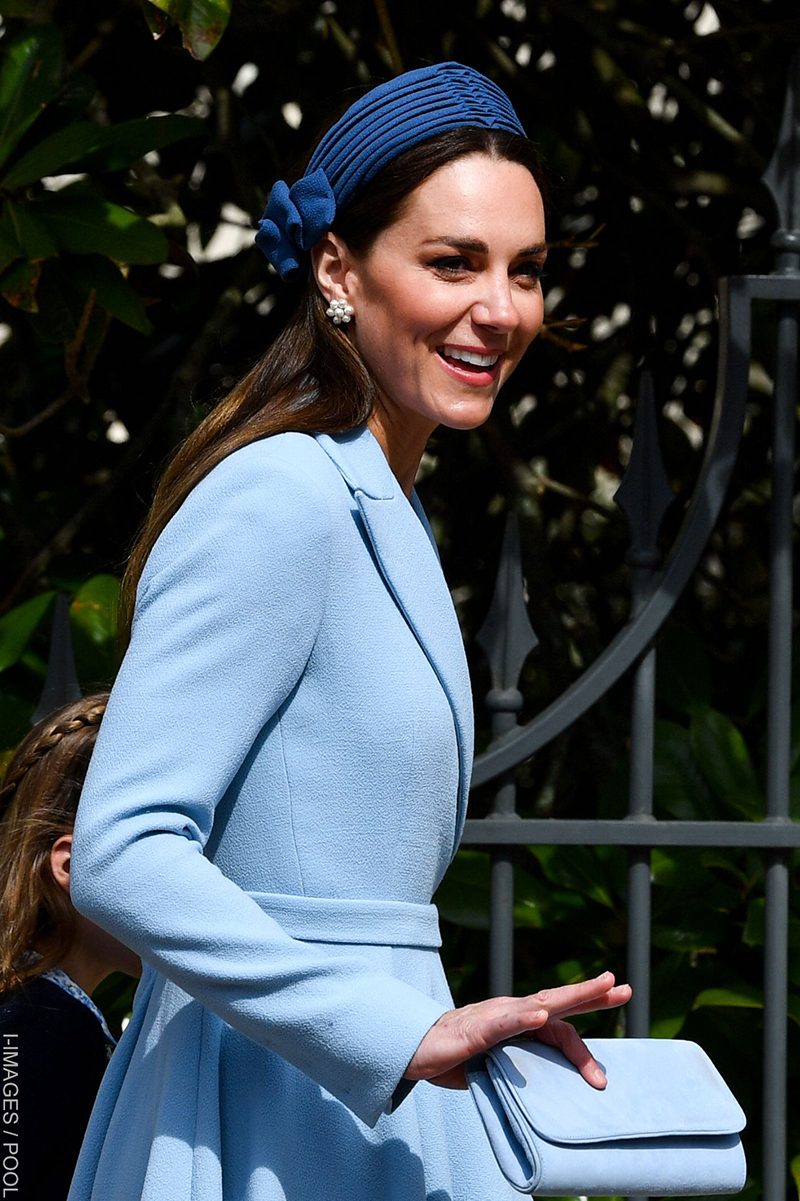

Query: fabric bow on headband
[
  {"left": 255, "top": 170, "right": 336, "bottom": 280},
  {"left": 255, "top": 61, "right": 526, "bottom": 281}
]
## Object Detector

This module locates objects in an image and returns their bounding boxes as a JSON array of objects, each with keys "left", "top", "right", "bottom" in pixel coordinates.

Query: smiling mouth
[{"left": 437, "top": 345, "right": 503, "bottom": 371}]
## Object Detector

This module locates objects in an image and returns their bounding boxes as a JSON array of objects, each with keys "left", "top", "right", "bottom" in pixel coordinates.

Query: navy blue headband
[{"left": 255, "top": 61, "right": 527, "bottom": 280}]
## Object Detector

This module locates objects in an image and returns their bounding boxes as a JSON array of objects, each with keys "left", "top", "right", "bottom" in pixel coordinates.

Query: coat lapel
[{"left": 316, "top": 425, "right": 474, "bottom": 855}]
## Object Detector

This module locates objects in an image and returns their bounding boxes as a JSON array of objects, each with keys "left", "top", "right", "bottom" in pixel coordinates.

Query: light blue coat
[{"left": 68, "top": 425, "right": 517, "bottom": 1201}]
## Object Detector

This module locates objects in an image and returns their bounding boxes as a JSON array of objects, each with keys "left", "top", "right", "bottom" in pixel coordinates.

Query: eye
[
  {"left": 514, "top": 260, "right": 546, "bottom": 283},
  {"left": 428, "top": 255, "right": 472, "bottom": 275}
]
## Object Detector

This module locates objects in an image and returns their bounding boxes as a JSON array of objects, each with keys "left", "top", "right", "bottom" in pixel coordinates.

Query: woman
[
  {"left": 0, "top": 694, "right": 140, "bottom": 1199},
  {"left": 68, "top": 62, "right": 630, "bottom": 1201}
]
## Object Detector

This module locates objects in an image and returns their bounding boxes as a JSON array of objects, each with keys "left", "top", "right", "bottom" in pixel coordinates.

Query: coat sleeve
[{"left": 70, "top": 444, "right": 447, "bottom": 1128}]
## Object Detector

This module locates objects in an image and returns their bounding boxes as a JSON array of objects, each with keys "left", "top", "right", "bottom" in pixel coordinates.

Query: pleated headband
[{"left": 255, "top": 61, "right": 527, "bottom": 280}]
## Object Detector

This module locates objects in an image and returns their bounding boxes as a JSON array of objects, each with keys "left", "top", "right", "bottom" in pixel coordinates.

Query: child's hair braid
[
  {"left": 0, "top": 692, "right": 109, "bottom": 995},
  {"left": 0, "top": 697, "right": 106, "bottom": 823}
]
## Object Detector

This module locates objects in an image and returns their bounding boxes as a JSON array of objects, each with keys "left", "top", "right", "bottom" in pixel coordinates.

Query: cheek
[
  {"left": 357, "top": 270, "right": 465, "bottom": 345},
  {"left": 517, "top": 292, "right": 545, "bottom": 347}
]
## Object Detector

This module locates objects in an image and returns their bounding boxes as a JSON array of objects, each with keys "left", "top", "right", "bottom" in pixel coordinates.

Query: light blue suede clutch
[{"left": 466, "top": 1038, "right": 746, "bottom": 1195}]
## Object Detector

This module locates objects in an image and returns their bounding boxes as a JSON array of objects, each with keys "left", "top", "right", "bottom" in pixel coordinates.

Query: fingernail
[
  {"left": 535, "top": 1010, "right": 548, "bottom": 1022},
  {"left": 594, "top": 1068, "right": 607, "bottom": 1086}
]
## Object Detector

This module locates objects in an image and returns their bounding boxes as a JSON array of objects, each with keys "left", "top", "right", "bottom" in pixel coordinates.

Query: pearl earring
[{"left": 326, "top": 298, "right": 354, "bottom": 325}]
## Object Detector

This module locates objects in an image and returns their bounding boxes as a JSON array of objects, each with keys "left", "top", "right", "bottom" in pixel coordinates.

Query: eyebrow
[{"left": 422, "top": 236, "right": 548, "bottom": 257}]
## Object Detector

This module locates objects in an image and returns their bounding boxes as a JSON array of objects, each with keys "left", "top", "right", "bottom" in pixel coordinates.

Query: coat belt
[{"left": 247, "top": 891, "right": 442, "bottom": 948}]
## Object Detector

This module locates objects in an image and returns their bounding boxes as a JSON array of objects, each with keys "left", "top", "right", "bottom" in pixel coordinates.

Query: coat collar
[{"left": 316, "top": 424, "right": 474, "bottom": 856}]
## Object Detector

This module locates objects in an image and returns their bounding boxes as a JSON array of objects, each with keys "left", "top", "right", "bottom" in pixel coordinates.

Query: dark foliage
[{"left": 1, "top": 1, "right": 799, "bottom": 1194}]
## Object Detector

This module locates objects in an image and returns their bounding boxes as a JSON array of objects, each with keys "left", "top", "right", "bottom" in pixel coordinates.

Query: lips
[
  {"left": 439, "top": 344, "right": 503, "bottom": 369},
  {"left": 436, "top": 344, "right": 504, "bottom": 386}
]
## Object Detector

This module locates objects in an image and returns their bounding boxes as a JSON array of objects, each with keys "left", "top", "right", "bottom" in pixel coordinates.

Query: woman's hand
[{"left": 404, "top": 971, "right": 631, "bottom": 1091}]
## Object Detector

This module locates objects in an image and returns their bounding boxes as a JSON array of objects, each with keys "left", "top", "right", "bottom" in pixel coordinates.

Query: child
[{"left": 0, "top": 694, "right": 140, "bottom": 1201}]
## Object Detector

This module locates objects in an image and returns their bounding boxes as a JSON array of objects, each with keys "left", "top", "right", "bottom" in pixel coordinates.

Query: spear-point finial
[
  {"left": 477, "top": 512, "right": 538, "bottom": 692},
  {"left": 614, "top": 371, "right": 676, "bottom": 570},
  {"left": 29, "top": 593, "right": 82, "bottom": 726},
  {"left": 762, "top": 50, "right": 800, "bottom": 262}
]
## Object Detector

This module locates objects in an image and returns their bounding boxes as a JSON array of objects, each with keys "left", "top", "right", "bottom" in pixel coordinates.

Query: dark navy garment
[{"left": 0, "top": 976, "right": 110, "bottom": 1200}]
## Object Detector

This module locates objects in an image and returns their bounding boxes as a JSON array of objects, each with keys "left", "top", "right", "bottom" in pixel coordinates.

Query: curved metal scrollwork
[{"left": 473, "top": 275, "right": 751, "bottom": 786}]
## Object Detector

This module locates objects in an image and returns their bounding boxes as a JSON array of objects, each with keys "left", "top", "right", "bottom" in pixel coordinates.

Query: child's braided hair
[{"left": 0, "top": 693, "right": 108, "bottom": 996}]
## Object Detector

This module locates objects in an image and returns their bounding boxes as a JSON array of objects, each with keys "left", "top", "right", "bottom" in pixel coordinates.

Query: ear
[
  {"left": 310, "top": 231, "right": 358, "bottom": 304},
  {"left": 50, "top": 833, "right": 73, "bottom": 896}
]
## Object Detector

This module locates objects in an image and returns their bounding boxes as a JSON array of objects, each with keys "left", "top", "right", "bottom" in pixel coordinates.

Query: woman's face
[{"left": 339, "top": 153, "right": 546, "bottom": 441}]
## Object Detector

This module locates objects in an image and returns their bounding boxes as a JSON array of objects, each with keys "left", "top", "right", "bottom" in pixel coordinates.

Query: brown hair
[
  {"left": 0, "top": 694, "right": 108, "bottom": 997},
  {"left": 117, "top": 125, "right": 544, "bottom": 650}
]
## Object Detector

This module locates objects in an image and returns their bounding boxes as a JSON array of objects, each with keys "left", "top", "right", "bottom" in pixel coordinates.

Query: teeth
[{"left": 443, "top": 346, "right": 500, "bottom": 368}]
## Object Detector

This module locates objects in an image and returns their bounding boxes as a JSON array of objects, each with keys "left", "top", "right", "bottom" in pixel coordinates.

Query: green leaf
[
  {"left": 649, "top": 1015, "right": 688, "bottom": 1038},
  {"left": 1, "top": 121, "right": 109, "bottom": 189},
  {"left": 435, "top": 849, "right": 491, "bottom": 929},
  {"left": 512, "top": 866, "right": 556, "bottom": 930},
  {"left": 81, "top": 115, "right": 206, "bottom": 173},
  {"left": 140, "top": 0, "right": 172, "bottom": 37},
  {"left": 150, "top": 0, "right": 232, "bottom": 60},
  {"left": 650, "top": 849, "right": 740, "bottom": 912},
  {"left": 693, "top": 985, "right": 763, "bottom": 1011},
  {"left": 91, "top": 971, "right": 137, "bottom": 1040},
  {"left": 0, "top": 256, "right": 41, "bottom": 311},
  {"left": 650, "top": 945, "right": 709, "bottom": 1036},
  {"left": 692, "top": 983, "right": 800, "bottom": 1026},
  {"left": 653, "top": 718, "right": 715, "bottom": 819},
  {"left": 3, "top": 200, "right": 58, "bottom": 260},
  {"left": 68, "top": 256, "right": 154, "bottom": 335},
  {"left": 689, "top": 709, "right": 763, "bottom": 819},
  {"left": 696, "top": 986, "right": 800, "bottom": 1027},
  {"left": 0, "top": 225, "right": 20, "bottom": 276},
  {"left": 182, "top": 0, "right": 232, "bottom": 60},
  {"left": 0, "top": 592, "right": 56, "bottom": 673},
  {"left": 0, "top": 200, "right": 58, "bottom": 283},
  {"left": 550, "top": 958, "right": 592, "bottom": 985},
  {"left": 34, "top": 195, "right": 168, "bottom": 265},
  {"left": 698, "top": 849, "right": 752, "bottom": 887},
  {"left": 70, "top": 574, "right": 119, "bottom": 647},
  {"left": 743, "top": 897, "right": 800, "bottom": 950},
  {"left": 2, "top": 115, "right": 205, "bottom": 188},
  {"left": 651, "top": 914, "right": 728, "bottom": 952},
  {"left": 528, "top": 844, "right": 615, "bottom": 909},
  {"left": 435, "top": 851, "right": 556, "bottom": 931},
  {"left": 0, "top": 27, "right": 64, "bottom": 169},
  {"left": 70, "top": 574, "right": 121, "bottom": 688}
]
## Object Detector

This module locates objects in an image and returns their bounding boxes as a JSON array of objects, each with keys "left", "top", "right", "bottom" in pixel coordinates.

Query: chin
[{"left": 438, "top": 396, "right": 497, "bottom": 431}]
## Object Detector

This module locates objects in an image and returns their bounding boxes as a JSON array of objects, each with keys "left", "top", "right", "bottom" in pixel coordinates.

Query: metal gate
[{"left": 462, "top": 55, "right": 800, "bottom": 1201}]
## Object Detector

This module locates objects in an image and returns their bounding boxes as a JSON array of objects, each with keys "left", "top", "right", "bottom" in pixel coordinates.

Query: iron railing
[{"left": 463, "top": 55, "right": 800, "bottom": 1201}]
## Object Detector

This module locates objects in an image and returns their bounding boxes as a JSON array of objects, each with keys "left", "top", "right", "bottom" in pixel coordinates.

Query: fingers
[
  {"left": 522, "top": 972, "right": 621, "bottom": 1018},
  {"left": 454, "top": 999, "right": 552, "bottom": 1057},
  {"left": 546, "top": 983, "right": 632, "bottom": 1021},
  {"left": 534, "top": 1018, "right": 607, "bottom": 1088},
  {"left": 405, "top": 998, "right": 552, "bottom": 1081},
  {"left": 405, "top": 973, "right": 631, "bottom": 1087}
]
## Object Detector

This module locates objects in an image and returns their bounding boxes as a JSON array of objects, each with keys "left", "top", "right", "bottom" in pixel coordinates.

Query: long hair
[
  {"left": 117, "top": 125, "right": 544, "bottom": 651},
  {"left": 0, "top": 694, "right": 108, "bottom": 997}
]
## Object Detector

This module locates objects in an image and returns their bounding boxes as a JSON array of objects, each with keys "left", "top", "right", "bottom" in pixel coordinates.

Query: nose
[{"left": 471, "top": 273, "right": 520, "bottom": 333}]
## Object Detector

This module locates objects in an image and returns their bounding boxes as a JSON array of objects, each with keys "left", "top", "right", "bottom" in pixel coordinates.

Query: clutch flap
[{"left": 487, "top": 1038, "right": 745, "bottom": 1146}]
